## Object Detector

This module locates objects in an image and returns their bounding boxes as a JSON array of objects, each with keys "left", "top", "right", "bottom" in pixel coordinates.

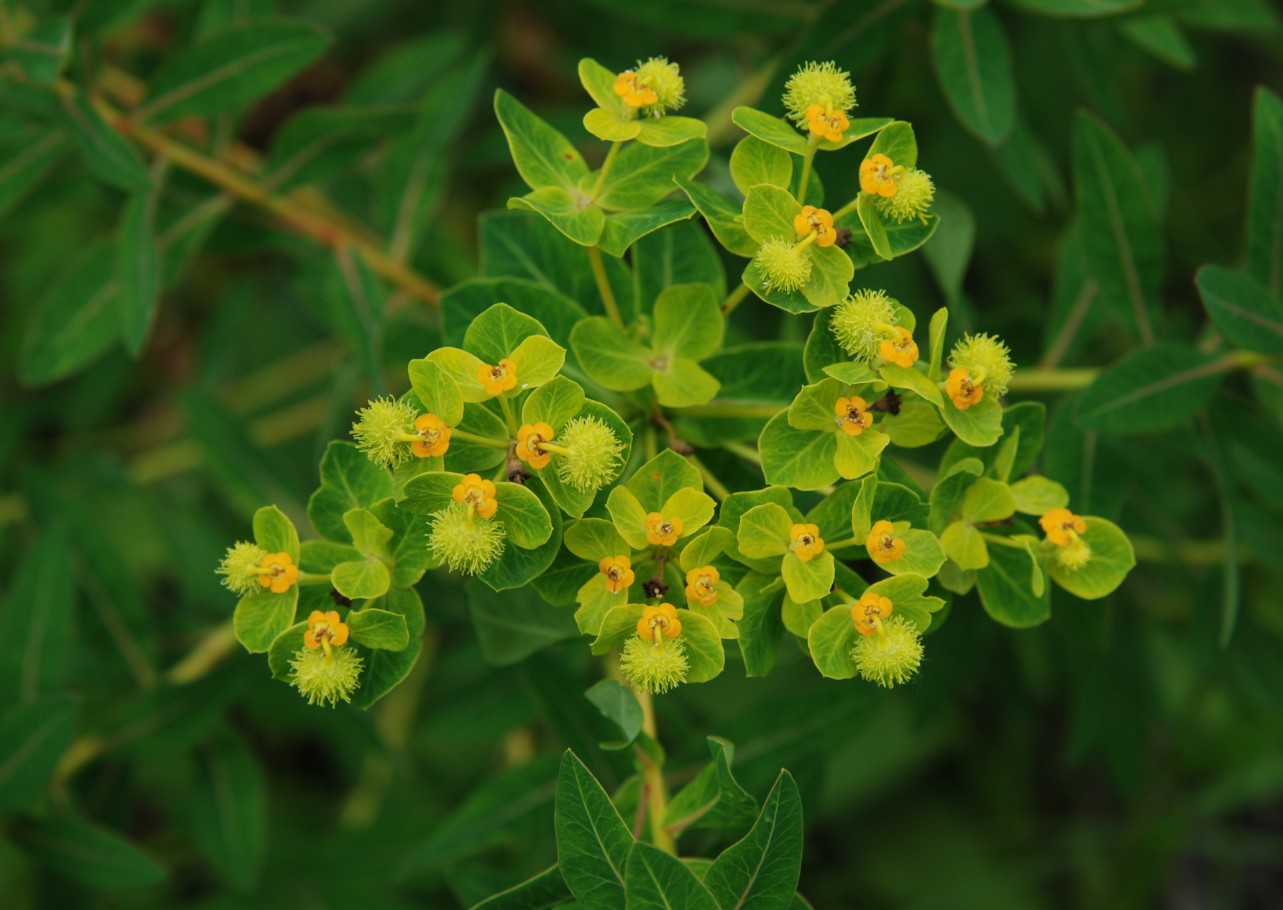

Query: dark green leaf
[
  {"left": 555, "top": 750, "right": 635, "bottom": 910},
  {"left": 0, "top": 697, "right": 78, "bottom": 817},
  {"left": 703, "top": 771, "right": 803, "bottom": 910}
]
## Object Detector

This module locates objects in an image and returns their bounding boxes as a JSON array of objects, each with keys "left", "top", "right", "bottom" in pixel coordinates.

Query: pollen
[
  {"left": 834, "top": 395, "right": 874, "bottom": 436},
  {"left": 754, "top": 238, "right": 812, "bottom": 294},
  {"left": 412, "top": 413, "right": 451, "bottom": 458},
  {"left": 685, "top": 566, "right": 720, "bottom": 606},
  {"left": 289, "top": 645, "right": 363, "bottom": 707},
  {"left": 477, "top": 359, "right": 518, "bottom": 397},
  {"left": 646, "top": 512, "right": 684, "bottom": 547},
  {"left": 945, "top": 367, "right": 984, "bottom": 410},
  {"left": 860, "top": 153, "right": 903, "bottom": 198},
  {"left": 793, "top": 205, "right": 838, "bottom": 248},
  {"left": 830, "top": 288, "right": 899, "bottom": 361},
  {"left": 851, "top": 615, "right": 923, "bottom": 688},
  {"left": 851, "top": 590, "right": 894, "bottom": 636},
  {"left": 620, "top": 634, "right": 688, "bottom": 695},
  {"left": 1040, "top": 508, "right": 1087, "bottom": 548},
  {"left": 429, "top": 501, "right": 506, "bottom": 575},
  {"left": 782, "top": 61, "right": 856, "bottom": 127},
  {"left": 216, "top": 541, "right": 268, "bottom": 596},
  {"left": 452, "top": 473, "right": 499, "bottom": 519},
  {"left": 599, "top": 555, "right": 635, "bottom": 594},
  {"left": 949, "top": 333, "right": 1014, "bottom": 399},
  {"left": 789, "top": 523, "right": 824, "bottom": 562},
  {"left": 877, "top": 167, "right": 934, "bottom": 223},
  {"left": 867, "top": 520, "right": 905, "bottom": 566},
  {"left": 614, "top": 70, "right": 658, "bottom": 110},
  {"left": 554, "top": 416, "right": 624, "bottom": 491},
  {"left": 879, "top": 326, "right": 919, "bottom": 368},
  {"left": 351, "top": 396, "right": 418, "bottom": 467},
  {"left": 516, "top": 422, "right": 554, "bottom": 470},
  {"left": 258, "top": 552, "right": 299, "bottom": 594}
]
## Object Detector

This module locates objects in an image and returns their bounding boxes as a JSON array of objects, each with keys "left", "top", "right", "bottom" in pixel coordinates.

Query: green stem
[
  {"left": 452, "top": 428, "right": 512, "bottom": 449},
  {"left": 722, "top": 441, "right": 761, "bottom": 465},
  {"left": 1006, "top": 368, "right": 1101, "bottom": 393},
  {"left": 680, "top": 402, "right": 781, "bottom": 419},
  {"left": 591, "top": 141, "right": 623, "bottom": 200},
  {"left": 796, "top": 134, "right": 820, "bottom": 203},
  {"left": 634, "top": 686, "right": 677, "bottom": 855},
  {"left": 298, "top": 572, "right": 333, "bottom": 585},
  {"left": 722, "top": 282, "right": 752, "bottom": 314},
  {"left": 498, "top": 395, "right": 519, "bottom": 435},
  {"left": 588, "top": 244, "right": 625, "bottom": 328},
  {"left": 688, "top": 454, "right": 731, "bottom": 501},
  {"left": 825, "top": 536, "right": 859, "bottom": 552},
  {"left": 832, "top": 196, "right": 859, "bottom": 222}
]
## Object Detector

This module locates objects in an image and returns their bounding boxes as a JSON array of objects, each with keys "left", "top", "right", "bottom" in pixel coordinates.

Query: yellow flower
[
  {"left": 516, "top": 422, "right": 554, "bottom": 469},
  {"left": 685, "top": 566, "right": 720, "bottom": 606},
  {"left": 637, "top": 602, "right": 682, "bottom": 641},
  {"left": 646, "top": 512, "right": 683, "bottom": 547},
  {"left": 1040, "top": 508, "right": 1087, "bottom": 548},
  {"left": 477, "top": 359, "right": 518, "bottom": 397},
  {"left": 805, "top": 103, "right": 849, "bottom": 143},
  {"left": 452, "top": 473, "right": 499, "bottom": 520},
  {"left": 303, "top": 609, "right": 350, "bottom": 650},
  {"left": 793, "top": 205, "right": 837, "bottom": 248},
  {"left": 789, "top": 523, "right": 824, "bottom": 562},
  {"left": 879, "top": 327, "right": 919, "bottom": 368},
  {"left": 851, "top": 590, "right": 894, "bottom": 636},
  {"left": 599, "top": 555, "right": 635, "bottom": 594},
  {"left": 258, "top": 552, "right": 299, "bottom": 594},
  {"left": 860, "top": 153, "right": 903, "bottom": 198},
  {"left": 867, "top": 520, "right": 905, "bottom": 566},
  {"left": 614, "top": 70, "right": 658, "bottom": 110},
  {"left": 945, "top": 367, "right": 983, "bottom": 410},
  {"left": 412, "top": 413, "right": 451, "bottom": 458},
  {"left": 834, "top": 396, "right": 873, "bottom": 436}
]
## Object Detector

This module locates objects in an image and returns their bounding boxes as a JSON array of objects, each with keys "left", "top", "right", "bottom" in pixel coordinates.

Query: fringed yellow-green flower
[
  {"left": 620, "top": 635, "right": 688, "bottom": 694},
  {"left": 634, "top": 56, "right": 686, "bottom": 113},
  {"left": 949, "top": 333, "right": 1015, "bottom": 398},
  {"left": 852, "top": 616, "right": 923, "bottom": 688},
  {"left": 782, "top": 61, "right": 856, "bottom": 126},
  {"left": 289, "top": 646, "right": 363, "bottom": 707},
  {"left": 876, "top": 168, "right": 934, "bottom": 223},
  {"left": 553, "top": 416, "right": 624, "bottom": 492},
  {"left": 754, "top": 239, "right": 812, "bottom": 293},
  {"left": 429, "top": 501, "right": 506, "bottom": 575},
  {"left": 830, "top": 288, "right": 899, "bottom": 361},
  {"left": 216, "top": 540, "right": 268, "bottom": 595},
  {"left": 351, "top": 396, "right": 418, "bottom": 467}
]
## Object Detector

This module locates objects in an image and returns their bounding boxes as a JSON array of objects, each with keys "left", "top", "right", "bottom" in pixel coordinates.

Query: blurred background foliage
[{"left": 3, "top": 0, "right": 1283, "bottom": 907}]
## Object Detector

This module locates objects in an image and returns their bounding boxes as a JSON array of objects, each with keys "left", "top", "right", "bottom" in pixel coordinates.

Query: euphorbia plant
[{"left": 214, "top": 56, "right": 1135, "bottom": 906}]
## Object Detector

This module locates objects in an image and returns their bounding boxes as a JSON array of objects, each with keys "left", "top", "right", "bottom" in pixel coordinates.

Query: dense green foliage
[{"left": 2, "top": 1, "right": 1282, "bottom": 907}]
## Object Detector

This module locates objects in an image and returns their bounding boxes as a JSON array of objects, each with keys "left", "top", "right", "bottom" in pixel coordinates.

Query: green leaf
[
  {"left": 626, "top": 449, "right": 703, "bottom": 511},
  {"left": 308, "top": 442, "right": 393, "bottom": 543},
  {"left": 626, "top": 842, "right": 721, "bottom": 910},
  {"left": 570, "top": 317, "right": 654, "bottom": 391},
  {"left": 597, "top": 139, "right": 708, "bottom": 211},
  {"left": 961, "top": 478, "right": 1016, "bottom": 523},
  {"left": 524, "top": 375, "right": 587, "bottom": 430},
  {"left": 703, "top": 771, "right": 804, "bottom": 910},
  {"left": 343, "top": 508, "right": 392, "bottom": 557},
  {"left": 653, "top": 358, "right": 721, "bottom": 407},
  {"left": 867, "top": 120, "right": 918, "bottom": 168},
  {"left": 1120, "top": 16, "right": 1196, "bottom": 71},
  {"left": 0, "top": 126, "right": 66, "bottom": 221},
  {"left": 116, "top": 185, "right": 161, "bottom": 356},
  {"left": 976, "top": 537, "right": 1051, "bottom": 627},
  {"left": 1010, "top": 0, "right": 1141, "bottom": 14},
  {"left": 882, "top": 399, "right": 947, "bottom": 448},
  {"left": 331, "top": 558, "right": 391, "bottom": 601},
  {"left": 4, "top": 16, "right": 71, "bottom": 83},
  {"left": 18, "top": 237, "right": 120, "bottom": 386},
  {"left": 266, "top": 105, "right": 408, "bottom": 190},
  {"left": 731, "top": 107, "right": 808, "bottom": 155},
  {"left": 0, "top": 530, "right": 74, "bottom": 702},
  {"left": 1247, "top": 87, "right": 1283, "bottom": 297},
  {"left": 834, "top": 428, "right": 890, "bottom": 481},
  {"left": 1045, "top": 517, "right": 1135, "bottom": 599},
  {"left": 636, "top": 116, "right": 707, "bottom": 148},
  {"left": 598, "top": 199, "right": 696, "bottom": 257},
  {"left": 578, "top": 57, "right": 623, "bottom": 109},
  {"left": 940, "top": 393, "right": 1004, "bottom": 446},
  {"left": 809, "top": 602, "right": 860, "bottom": 678},
  {"left": 872, "top": 526, "right": 947, "bottom": 578},
  {"left": 866, "top": 573, "right": 945, "bottom": 631},
  {"left": 58, "top": 94, "right": 151, "bottom": 192},
  {"left": 1010, "top": 476, "right": 1070, "bottom": 514},
  {"left": 510, "top": 187, "right": 607, "bottom": 246},
  {"left": 857, "top": 193, "right": 892, "bottom": 261},
  {"left": 584, "top": 106, "right": 642, "bottom": 142},
  {"left": 471, "top": 865, "right": 572, "bottom": 910},
  {"left": 467, "top": 581, "right": 577, "bottom": 665},
  {"left": 664, "top": 737, "right": 759, "bottom": 835},
  {"left": 352, "top": 587, "right": 426, "bottom": 708},
  {"left": 590, "top": 604, "right": 646, "bottom": 655},
  {"left": 782, "top": 550, "right": 834, "bottom": 604},
  {"left": 496, "top": 482, "right": 555, "bottom": 549},
  {"left": 190, "top": 729, "right": 266, "bottom": 891},
  {"left": 663, "top": 488, "right": 717, "bottom": 535},
  {"left": 408, "top": 358, "right": 466, "bottom": 424},
  {"left": 758, "top": 413, "right": 838, "bottom": 491},
  {"left": 234, "top": 589, "right": 299, "bottom": 653},
  {"left": 736, "top": 503, "right": 792, "bottom": 559},
  {"left": 1077, "top": 344, "right": 1229, "bottom": 432},
  {"left": 677, "top": 176, "right": 760, "bottom": 258},
  {"left": 566, "top": 518, "right": 630, "bottom": 562},
  {"left": 802, "top": 244, "right": 854, "bottom": 308},
  {"left": 347, "top": 607, "right": 410, "bottom": 650},
  {"left": 555, "top": 751, "right": 635, "bottom": 910},
  {"left": 15, "top": 816, "right": 165, "bottom": 890},
  {"left": 879, "top": 363, "right": 943, "bottom": 407},
  {"left": 930, "top": 6, "right": 1015, "bottom": 145},
  {"left": 1073, "top": 111, "right": 1162, "bottom": 344},
  {"left": 653, "top": 283, "right": 724, "bottom": 360},
  {"left": 253, "top": 505, "right": 300, "bottom": 559},
  {"left": 0, "top": 698, "right": 78, "bottom": 817},
  {"left": 742, "top": 184, "right": 800, "bottom": 244},
  {"left": 942, "top": 520, "right": 988, "bottom": 570},
  {"left": 730, "top": 136, "right": 793, "bottom": 196},
  {"left": 585, "top": 679, "right": 643, "bottom": 748},
  {"left": 678, "top": 609, "right": 727, "bottom": 683},
  {"left": 495, "top": 89, "right": 589, "bottom": 192},
  {"left": 1196, "top": 266, "right": 1283, "bottom": 353},
  {"left": 464, "top": 301, "right": 551, "bottom": 362},
  {"left": 140, "top": 19, "right": 330, "bottom": 123}
]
